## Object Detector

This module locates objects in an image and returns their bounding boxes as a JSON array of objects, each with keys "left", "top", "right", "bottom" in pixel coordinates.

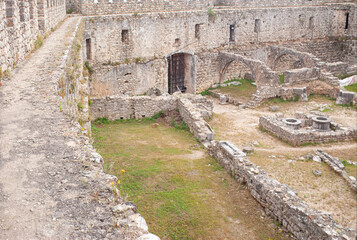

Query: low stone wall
[
  {"left": 178, "top": 97, "right": 214, "bottom": 144},
  {"left": 259, "top": 115, "right": 357, "bottom": 146},
  {"left": 207, "top": 140, "right": 356, "bottom": 240},
  {"left": 91, "top": 95, "right": 178, "bottom": 120},
  {"left": 91, "top": 94, "right": 214, "bottom": 143},
  {"left": 336, "top": 90, "right": 357, "bottom": 105},
  {"left": 284, "top": 67, "right": 319, "bottom": 85},
  {"left": 314, "top": 150, "right": 357, "bottom": 192}
]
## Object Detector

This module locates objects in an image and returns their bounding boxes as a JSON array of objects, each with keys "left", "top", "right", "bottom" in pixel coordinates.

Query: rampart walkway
[{"left": 0, "top": 17, "right": 144, "bottom": 239}]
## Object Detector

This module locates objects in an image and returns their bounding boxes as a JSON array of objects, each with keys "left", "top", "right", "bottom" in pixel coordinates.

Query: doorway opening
[{"left": 167, "top": 53, "right": 195, "bottom": 94}]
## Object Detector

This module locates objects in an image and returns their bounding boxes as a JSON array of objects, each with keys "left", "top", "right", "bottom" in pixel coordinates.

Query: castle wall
[
  {"left": 0, "top": 0, "right": 66, "bottom": 75},
  {"left": 85, "top": 6, "right": 355, "bottom": 63},
  {"left": 85, "top": 4, "right": 356, "bottom": 95},
  {"left": 78, "top": 0, "right": 354, "bottom": 15}
]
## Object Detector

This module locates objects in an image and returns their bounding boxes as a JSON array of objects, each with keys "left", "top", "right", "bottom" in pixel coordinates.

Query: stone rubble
[{"left": 314, "top": 150, "right": 357, "bottom": 193}]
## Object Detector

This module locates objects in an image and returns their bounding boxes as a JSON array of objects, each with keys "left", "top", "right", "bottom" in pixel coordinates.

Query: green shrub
[
  {"left": 208, "top": 7, "right": 215, "bottom": 16},
  {"left": 66, "top": 8, "right": 74, "bottom": 14}
]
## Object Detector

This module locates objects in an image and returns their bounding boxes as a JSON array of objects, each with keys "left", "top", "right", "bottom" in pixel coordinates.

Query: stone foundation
[
  {"left": 207, "top": 140, "right": 356, "bottom": 240},
  {"left": 259, "top": 115, "right": 357, "bottom": 146}
]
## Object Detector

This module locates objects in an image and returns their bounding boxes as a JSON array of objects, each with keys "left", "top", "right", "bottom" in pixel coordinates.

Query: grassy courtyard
[{"left": 92, "top": 119, "right": 291, "bottom": 240}]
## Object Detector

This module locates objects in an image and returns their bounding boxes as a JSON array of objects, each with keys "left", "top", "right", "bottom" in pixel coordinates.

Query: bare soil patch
[{"left": 209, "top": 95, "right": 357, "bottom": 228}]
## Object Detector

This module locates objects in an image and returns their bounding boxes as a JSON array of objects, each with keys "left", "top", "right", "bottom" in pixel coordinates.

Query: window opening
[
  {"left": 86, "top": 38, "right": 91, "bottom": 60},
  {"left": 229, "top": 24, "right": 235, "bottom": 42},
  {"left": 122, "top": 30, "right": 129, "bottom": 43},
  {"left": 345, "top": 12, "right": 349, "bottom": 29},
  {"left": 254, "top": 19, "right": 261, "bottom": 33},
  {"left": 195, "top": 24, "right": 200, "bottom": 39},
  {"left": 309, "top": 16, "right": 314, "bottom": 29}
]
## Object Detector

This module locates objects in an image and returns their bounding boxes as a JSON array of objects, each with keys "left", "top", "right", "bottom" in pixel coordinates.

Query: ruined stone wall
[
  {"left": 85, "top": 7, "right": 354, "bottom": 63},
  {"left": 0, "top": 0, "right": 66, "bottom": 74},
  {"left": 90, "top": 59, "right": 167, "bottom": 97},
  {"left": 259, "top": 115, "right": 357, "bottom": 146},
  {"left": 177, "top": 97, "right": 214, "bottom": 143},
  {"left": 207, "top": 140, "right": 356, "bottom": 240},
  {"left": 91, "top": 95, "right": 178, "bottom": 120},
  {"left": 84, "top": 4, "right": 355, "bottom": 95}
]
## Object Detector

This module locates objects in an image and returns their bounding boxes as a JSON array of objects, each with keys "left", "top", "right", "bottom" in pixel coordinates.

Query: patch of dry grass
[
  {"left": 92, "top": 119, "right": 291, "bottom": 240},
  {"left": 209, "top": 95, "right": 357, "bottom": 229}
]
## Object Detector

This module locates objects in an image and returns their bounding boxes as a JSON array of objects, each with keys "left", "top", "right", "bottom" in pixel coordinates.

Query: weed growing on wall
[
  {"left": 34, "top": 35, "right": 44, "bottom": 50},
  {"left": 279, "top": 74, "right": 285, "bottom": 84}
]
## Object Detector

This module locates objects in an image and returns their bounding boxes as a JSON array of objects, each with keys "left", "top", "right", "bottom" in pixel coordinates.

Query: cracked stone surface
[{"left": 0, "top": 17, "right": 147, "bottom": 239}]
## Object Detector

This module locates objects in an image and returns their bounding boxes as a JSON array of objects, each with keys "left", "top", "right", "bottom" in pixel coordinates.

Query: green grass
[
  {"left": 337, "top": 72, "right": 356, "bottom": 80},
  {"left": 212, "top": 78, "right": 257, "bottom": 102},
  {"left": 344, "top": 83, "right": 357, "bottom": 93},
  {"left": 199, "top": 89, "right": 211, "bottom": 96},
  {"left": 92, "top": 120, "right": 290, "bottom": 240},
  {"left": 341, "top": 160, "right": 357, "bottom": 177}
]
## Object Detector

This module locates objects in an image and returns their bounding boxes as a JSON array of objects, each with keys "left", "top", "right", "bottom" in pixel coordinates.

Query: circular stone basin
[
  {"left": 312, "top": 116, "right": 331, "bottom": 131},
  {"left": 282, "top": 118, "right": 301, "bottom": 130}
]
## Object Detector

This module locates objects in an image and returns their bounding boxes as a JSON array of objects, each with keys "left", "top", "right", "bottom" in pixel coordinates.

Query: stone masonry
[
  {"left": 259, "top": 114, "right": 357, "bottom": 146},
  {"left": 207, "top": 141, "right": 356, "bottom": 240},
  {"left": 0, "top": 0, "right": 66, "bottom": 74}
]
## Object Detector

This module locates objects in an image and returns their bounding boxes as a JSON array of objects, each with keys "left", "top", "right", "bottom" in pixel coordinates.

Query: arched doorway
[
  {"left": 167, "top": 52, "right": 195, "bottom": 94},
  {"left": 222, "top": 60, "right": 254, "bottom": 82}
]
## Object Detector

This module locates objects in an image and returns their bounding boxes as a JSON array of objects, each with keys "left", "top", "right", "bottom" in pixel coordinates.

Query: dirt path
[{"left": 0, "top": 17, "right": 141, "bottom": 239}]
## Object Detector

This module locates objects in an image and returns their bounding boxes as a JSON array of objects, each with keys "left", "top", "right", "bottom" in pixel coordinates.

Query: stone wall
[
  {"left": 78, "top": 0, "right": 354, "bottom": 15},
  {"left": 177, "top": 97, "right": 214, "bottom": 144},
  {"left": 58, "top": 18, "right": 91, "bottom": 134},
  {"left": 84, "top": 6, "right": 355, "bottom": 63},
  {"left": 90, "top": 93, "right": 214, "bottom": 143},
  {"left": 79, "top": 0, "right": 214, "bottom": 15},
  {"left": 314, "top": 150, "right": 357, "bottom": 192},
  {"left": 259, "top": 115, "right": 357, "bottom": 146},
  {"left": 207, "top": 140, "right": 356, "bottom": 240},
  {"left": 0, "top": 0, "right": 66, "bottom": 74},
  {"left": 91, "top": 95, "right": 178, "bottom": 120},
  {"left": 90, "top": 59, "right": 167, "bottom": 97},
  {"left": 83, "top": 3, "right": 355, "bottom": 95}
]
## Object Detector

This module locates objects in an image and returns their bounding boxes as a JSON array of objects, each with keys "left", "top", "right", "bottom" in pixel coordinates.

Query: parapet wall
[
  {"left": 78, "top": 0, "right": 354, "bottom": 15},
  {"left": 0, "top": 0, "right": 66, "bottom": 74},
  {"left": 79, "top": 0, "right": 213, "bottom": 15},
  {"left": 207, "top": 140, "right": 356, "bottom": 240}
]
